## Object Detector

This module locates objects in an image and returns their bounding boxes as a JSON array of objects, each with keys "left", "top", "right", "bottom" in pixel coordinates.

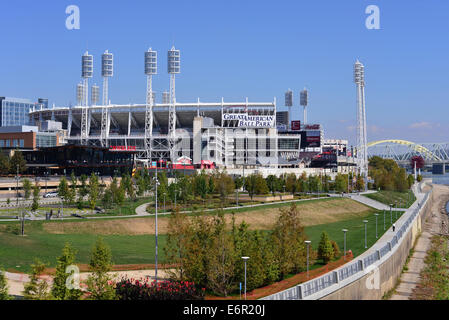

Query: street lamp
[
  {"left": 363, "top": 220, "right": 368, "bottom": 249},
  {"left": 390, "top": 203, "right": 393, "bottom": 225},
  {"left": 242, "top": 257, "right": 250, "bottom": 300},
  {"left": 374, "top": 214, "right": 379, "bottom": 239},
  {"left": 154, "top": 162, "right": 160, "bottom": 283},
  {"left": 305, "top": 240, "right": 311, "bottom": 278},
  {"left": 16, "top": 164, "right": 19, "bottom": 206},
  {"left": 383, "top": 210, "right": 386, "bottom": 231},
  {"left": 342, "top": 229, "right": 348, "bottom": 260}
]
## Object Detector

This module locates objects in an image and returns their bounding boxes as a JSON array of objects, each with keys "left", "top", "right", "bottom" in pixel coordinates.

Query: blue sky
[{"left": 1, "top": 0, "right": 448, "bottom": 145}]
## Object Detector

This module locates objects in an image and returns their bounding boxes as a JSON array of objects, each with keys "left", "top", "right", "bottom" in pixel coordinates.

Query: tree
[
  {"left": 207, "top": 213, "right": 235, "bottom": 297},
  {"left": 355, "top": 175, "right": 365, "bottom": 192},
  {"left": 51, "top": 243, "right": 82, "bottom": 300},
  {"left": 318, "top": 232, "right": 334, "bottom": 264},
  {"left": 271, "top": 204, "right": 309, "bottom": 278},
  {"left": 10, "top": 150, "right": 27, "bottom": 174},
  {"left": 110, "top": 177, "right": 125, "bottom": 206},
  {"left": 331, "top": 240, "right": 341, "bottom": 259},
  {"left": 266, "top": 175, "right": 278, "bottom": 196},
  {"left": 23, "top": 259, "right": 51, "bottom": 300},
  {"left": 285, "top": 173, "right": 297, "bottom": 195},
  {"left": 245, "top": 174, "right": 268, "bottom": 200},
  {"left": 31, "top": 183, "right": 40, "bottom": 212},
  {"left": 68, "top": 171, "right": 77, "bottom": 205},
  {"left": 407, "top": 174, "right": 415, "bottom": 189},
  {"left": 58, "top": 177, "right": 70, "bottom": 202},
  {"left": 0, "top": 268, "right": 9, "bottom": 300},
  {"left": 215, "top": 171, "right": 235, "bottom": 205},
  {"left": 334, "top": 174, "right": 348, "bottom": 193},
  {"left": 411, "top": 156, "right": 425, "bottom": 170},
  {"left": 85, "top": 238, "right": 116, "bottom": 300},
  {"left": 193, "top": 171, "right": 208, "bottom": 199},
  {"left": 88, "top": 173, "right": 100, "bottom": 211},
  {"left": 101, "top": 186, "right": 113, "bottom": 210},
  {"left": 22, "top": 178, "right": 32, "bottom": 200},
  {"left": 0, "top": 153, "right": 10, "bottom": 175},
  {"left": 208, "top": 176, "right": 215, "bottom": 195},
  {"left": 234, "top": 177, "right": 244, "bottom": 191}
]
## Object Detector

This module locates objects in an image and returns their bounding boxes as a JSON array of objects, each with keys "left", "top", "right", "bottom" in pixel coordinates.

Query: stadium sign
[{"left": 223, "top": 113, "right": 275, "bottom": 128}]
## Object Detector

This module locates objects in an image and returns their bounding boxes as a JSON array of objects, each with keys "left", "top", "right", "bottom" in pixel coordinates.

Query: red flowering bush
[{"left": 115, "top": 278, "right": 205, "bottom": 300}]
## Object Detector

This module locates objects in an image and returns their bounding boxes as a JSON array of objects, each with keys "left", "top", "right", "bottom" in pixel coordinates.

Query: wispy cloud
[{"left": 409, "top": 122, "right": 439, "bottom": 130}]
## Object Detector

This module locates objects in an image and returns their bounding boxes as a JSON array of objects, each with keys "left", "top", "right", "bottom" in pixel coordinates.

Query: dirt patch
[{"left": 43, "top": 199, "right": 373, "bottom": 236}]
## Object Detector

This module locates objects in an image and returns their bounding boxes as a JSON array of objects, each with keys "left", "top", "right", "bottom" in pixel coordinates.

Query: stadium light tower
[
  {"left": 285, "top": 89, "right": 293, "bottom": 128},
  {"left": 81, "top": 51, "right": 93, "bottom": 145},
  {"left": 100, "top": 50, "right": 113, "bottom": 148},
  {"left": 300, "top": 88, "right": 309, "bottom": 125},
  {"left": 168, "top": 46, "right": 180, "bottom": 163},
  {"left": 76, "top": 82, "right": 84, "bottom": 106},
  {"left": 91, "top": 84, "right": 99, "bottom": 106},
  {"left": 145, "top": 48, "right": 157, "bottom": 159},
  {"left": 354, "top": 60, "right": 368, "bottom": 190}
]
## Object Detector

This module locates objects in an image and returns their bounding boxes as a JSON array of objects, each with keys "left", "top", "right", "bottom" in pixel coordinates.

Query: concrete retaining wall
[{"left": 320, "top": 188, "right": 433, "bottom": 300}]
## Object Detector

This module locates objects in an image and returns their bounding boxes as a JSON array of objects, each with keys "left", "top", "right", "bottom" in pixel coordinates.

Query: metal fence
[{"left": 261, "top": 184, "right": 432, "bottom": 300}]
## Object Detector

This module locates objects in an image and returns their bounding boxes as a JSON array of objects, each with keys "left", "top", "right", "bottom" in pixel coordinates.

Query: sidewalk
[{"left": 390, "top": 184, "right": 449, "bottom": 300}]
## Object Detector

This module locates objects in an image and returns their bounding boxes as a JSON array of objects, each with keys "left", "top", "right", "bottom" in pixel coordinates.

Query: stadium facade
[
  {"left": 29, "top": 100, "right": 325, "bottom": 169},
  {"left": 27, "top": 47, "right": 353, "bottom": 173}
]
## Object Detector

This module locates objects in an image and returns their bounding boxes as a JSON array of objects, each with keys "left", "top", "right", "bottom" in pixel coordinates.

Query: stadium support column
[{"left": 101, "top": 106, "right": 108, "bottom": 147}]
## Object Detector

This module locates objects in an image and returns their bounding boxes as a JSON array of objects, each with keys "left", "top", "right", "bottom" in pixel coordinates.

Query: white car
[{"left": 43, "top": 192, "right": 59, "bottom": 198}]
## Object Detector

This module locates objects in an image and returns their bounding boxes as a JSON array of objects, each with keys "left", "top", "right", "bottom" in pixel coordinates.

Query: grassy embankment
[
  {"left": 0, "top": 197, "right": 401, "bottom": 273},
  {"left": 365, "top": 190, "right": 416, "bottom": 208}
]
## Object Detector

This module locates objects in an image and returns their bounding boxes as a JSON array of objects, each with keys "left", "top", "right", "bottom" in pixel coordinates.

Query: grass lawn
[
  {"left": 0, "top": 202, "right": 402, "bottom": 273},
  {"left": 364, "top": 190, "right": 416, "bottom": 209}
]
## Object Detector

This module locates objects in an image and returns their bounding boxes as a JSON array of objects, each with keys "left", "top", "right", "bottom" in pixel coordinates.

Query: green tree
[
  {"left": 245, "top": 174, "right": 268, "bottom": 200},
  {"left": 88, "top": 173, "right": 100, "bottom": 211},
  {"left": 207, "top": 213, "right": 235, "bottom": 297},
  {"left": 0, "top": 153, "right": 10, "bottom": 175},
  {"left": 355, "top": 175, "right": 365, "bottom": 192},
  {"left": 318, "top": 232, "right": 334, "bottom": 264},
  {"left": 234, "top": 176, "right": 244, "bottom": 191},
  {"left": 10, "top": 150, "right": 27, "bottom": 174},
  {"left": 285, "top": 173, "right": 297, "bottom": 195},
  {"left": 266, "top": 175, "right": 278, "bottom": 196},
  {"left": 110, "top": 177, "right": 125, "bottom": 206},
  {"left": 0, "top": 268, "right": 9, "bottom": 300},
  {"left": 31, "top": 183, "right": 40, "bottom": 212},
  {"left": 331, "top": 240, "right": 341, "bottom": 259},
  {"left": 208, "top": 176, "right": 216, "bottom": 195},
  {"left": 193, "top": 171, "right": 208, "bottom": 199},
  {"left": 215, "top": 171, "right": 235, "bottom": 205},
  {"left": 23, "top": 259, "right": 51, "bottom": 300},
  {"left": 68, "top": 171, "right": 77, "bottom": 205},
  {"left": 334, "top": 174, "right": 348, "bottom": 193},
  {"left": 22, "top": 178, "right": 32, "bottom": 200},
  {"left": 51, "top": 243, "right": 82, "bottom": 300},
  {"left": 271, "top": 203, "right": 309, "bottom": 278},
  {"left": 407, "top": 174, "right": 415, "bottom": 189},
  {"left": 85, "top": 238, "right": 116, "bottom": 300},
  {"left": 58, "top": 176, "right": 70, "bottom": 202}
]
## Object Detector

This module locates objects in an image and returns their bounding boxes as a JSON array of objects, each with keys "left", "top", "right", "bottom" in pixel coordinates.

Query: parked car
[{"left": 43, "top": 192, "right": 59, "bottom": 198}]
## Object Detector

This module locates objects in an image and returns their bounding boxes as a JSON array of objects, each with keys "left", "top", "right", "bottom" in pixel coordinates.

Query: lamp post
[
  {"left": 374, "top": 214, "right": 379, "bottom": 239},
  {"left": 383, "top": 210, "right": 386, "bottom": 231},
  {"left": 16, "top": 164, "right": 19, "bottom": 206},
  {"left": 363, "top": 220, "right": 368, "bottom": 249},
  {"left": 390, "top": 204, "right": 393, "bottom": 225},
  {"left": 305, "top": 240, "right": 311, "bottom": 278},
  {"left": 242, "top": 257, "right": 250, "bottom": 300},
  {"left": 342, "top": 229, "right": 348, "bottom": 260},
  {"left": 154, "top": 161, "right": 160, "bottom": 283}
]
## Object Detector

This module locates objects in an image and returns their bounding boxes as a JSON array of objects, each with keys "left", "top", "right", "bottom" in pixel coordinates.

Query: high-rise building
[{"left": 0, "top": 97, "right": 38, "bottom": 127}]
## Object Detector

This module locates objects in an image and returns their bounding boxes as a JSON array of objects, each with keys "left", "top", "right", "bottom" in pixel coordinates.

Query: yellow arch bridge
[{"left": 366, "top": 140, "right": 449, "bottom": 163}]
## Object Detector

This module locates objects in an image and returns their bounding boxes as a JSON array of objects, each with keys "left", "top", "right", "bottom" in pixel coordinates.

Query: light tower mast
[
  {"left": 101, "top": 50, "right": 113, "bottom": 147},
  {"left": 300, "top": 88, "right": 309, "bottom": 125},
  {"left": 144, "top": 48, "right": 157, "bottom": 159},
  {"left": 76, "top": 82, "right": 84, "bottom": 106},
  {"left": 81, "top": 51, "right": 93, "bottom": 145},
  {"left": 285, "top": 89, "right": 293, "bottom": 129},
  {"left": 354, "top": 60, "right": 368, "bottom": 189},
  {"left": 167, "top": 46, "right": 180, "bottom": 163}
]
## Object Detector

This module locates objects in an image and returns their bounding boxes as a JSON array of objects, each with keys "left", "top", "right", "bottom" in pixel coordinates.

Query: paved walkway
[
  {"left": 348, "top": 194, "right": 404, "bottom": 211},
  {"left": 390, "top": 184, "right": 449, "bottom": 300}
]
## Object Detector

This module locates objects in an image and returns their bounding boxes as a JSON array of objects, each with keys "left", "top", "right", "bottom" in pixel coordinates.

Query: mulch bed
[{"left": 207, "top": 251, "right": 354, "bottom": 300}]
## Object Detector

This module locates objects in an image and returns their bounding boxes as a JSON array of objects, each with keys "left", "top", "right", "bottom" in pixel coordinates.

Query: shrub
[
  {"left": 317, "top": 232, "right": 334, "bottom": 264},
  {"left": 331, "top": 240, "right": 341, "bottom": 259},
  {"left": 115, "top": 278, "right": 205, "bottom": 300}
]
